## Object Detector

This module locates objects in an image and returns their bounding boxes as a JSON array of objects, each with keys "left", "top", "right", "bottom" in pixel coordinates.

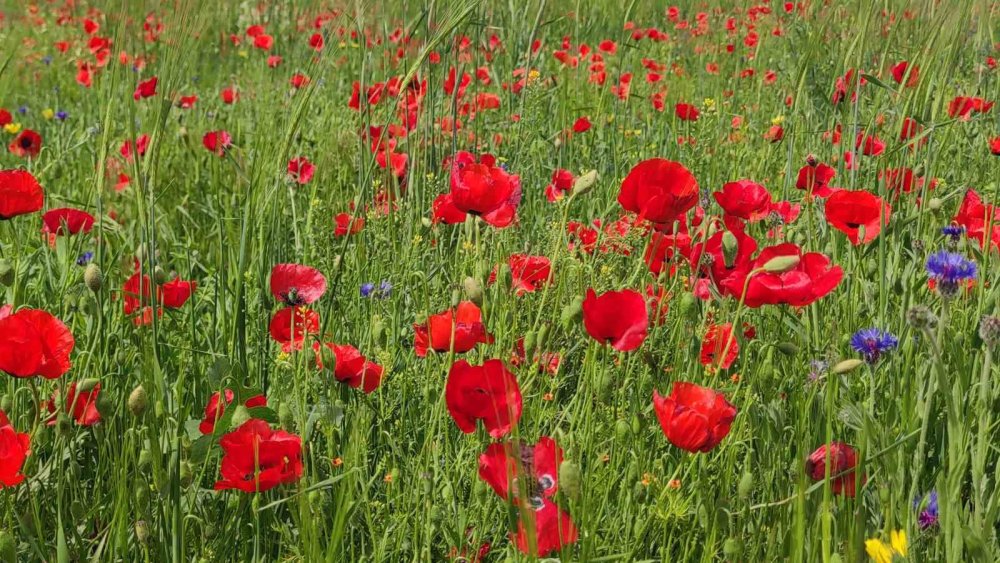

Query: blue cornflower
[
  {"left": 42, "top": 55, "right": 53, "bottom": 65},
  {"left": 926, "top": 251, "right": 977, "bottom": 297},
  {"left": 56, "top": 110, "right": 68, "bottom": 121},
  {"left": 378, "top": 279, "right": 392, "bottom": 298},
  {"left": 850, "top": 328, "right": 899, "bottom": 363},
  {"left": 76, "top": 251, "right": 94, "bottom": 266},
  {"left": 17, "top": 106, "right": 27, "bottom": 115},
  {"left": 360, "top": 282, "right": 375, "bottom": 298},
  {"left": 941, "top": 224, "right": 964, "bottom": 241},
  {"left": 915, "top": 490, "right": 939, "bottom": 530}
]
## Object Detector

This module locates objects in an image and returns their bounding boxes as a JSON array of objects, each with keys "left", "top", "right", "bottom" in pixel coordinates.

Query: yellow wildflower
[
  {"left": 4, "top": 123, "right": 21, "bottom": 134},
  {"left": 42, "top": 108, "right": 54, "bottom": 120},
  {"left": 865, "top": 530, "right": 907, "bottom": 563}
]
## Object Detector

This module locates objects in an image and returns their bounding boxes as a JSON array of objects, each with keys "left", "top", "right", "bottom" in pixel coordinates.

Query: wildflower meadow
[{"left": 0, "top": 0, "right": 999, "bottom": 561}]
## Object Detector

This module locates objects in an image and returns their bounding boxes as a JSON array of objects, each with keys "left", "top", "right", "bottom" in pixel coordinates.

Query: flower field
[{"left": 0, "top": 0, "right": 999, "bottom": 561}]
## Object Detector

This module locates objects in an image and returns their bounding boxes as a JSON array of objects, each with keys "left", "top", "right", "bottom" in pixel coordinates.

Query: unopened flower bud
[
  {"left": 128, "top": 385, "right": 147, "bottom": 417},
  {"left": 571, "top": 169, "right": 599, "bottom": 197},
  {"left": 721, "top": 231, "right": 738, "bottom": 268},
  {"left": 84, "top": 263, "right": 103, "bottom": 292},
  {"left": 832, "top": 359, "right": 864, "bottom": 374},
  {"left": 761, "top": 255, "right": 800, "bottom": 273},
  {"left": 462, "top": 276, "right": 483, "bottom": 305},
  {"left": 558, "top": 460, "right": 581, "bottom": 500},
  {"left": 906, "top": 306, "right": 938, "bottom": 331}
]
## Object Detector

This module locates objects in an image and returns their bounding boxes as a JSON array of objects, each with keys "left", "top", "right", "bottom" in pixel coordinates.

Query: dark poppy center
[
  {"left": 20, "top": 137, "right": 33, "bottom": 149},
  {"left": 282, "top": 287, "right": 305, "bottom": 306},
  {"left": 846, "top": 222, "right": 861, "bottom": 229}
]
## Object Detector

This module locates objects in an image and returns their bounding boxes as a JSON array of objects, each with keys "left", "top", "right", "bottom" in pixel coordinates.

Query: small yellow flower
[
  {"left": 4, "top": 123, "right": 21, "bottom": 134},
  {"left": 412, "top": 235, "right": 423, "bottom": 245},
  {"left": 865, "top": 530, "right": 907, "bottom": 563},
  {"left": 771, "top": 115, "right": 785, "bottom": 126},
  {"left": 528, "top": 69, "right": 540, "bottom": 80},
  {"left": 42, "top": 108, "right": 54, "bottom": 120},
  {"left": 237, "top": 50, "right": 248, "bottom": 58},
  {"left": 703, "top": 98, "right": 716, "bottom": 109},
  {"left": 425, "top": 172, "right": 436, "bottom": 181},
  {"left": 461, "top": 240, "right": 475, "bottom": 252}
]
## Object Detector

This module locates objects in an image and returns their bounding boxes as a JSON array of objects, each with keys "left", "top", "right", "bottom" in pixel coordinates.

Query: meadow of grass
[{"left": 0, "top": 0, "right": 998, "bottom": 561}]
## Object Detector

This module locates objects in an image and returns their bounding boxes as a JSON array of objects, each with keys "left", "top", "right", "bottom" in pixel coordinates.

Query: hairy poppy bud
[
  {"left": 230, "top": 405, "right": 251, "bottom": 427},
  {"left": 558, "top": 460, "right": 581, "bottom": 500},
  {"left": 523, "top": 330, "right": 537, "bottom": 359},
  {"left": 536, "top": 323, "right": 550, "bottom": 348},
  {"left": 737, "top": 472, "right": 754, "bottom": 499},
  {"left": 0, "top": 259, "right": 13, "bottom": 287},
  {"left": 462, "top": 277, "right": 483, "bottom": 305},
  {"left": 832, "top": 359, "right": 864, "bottom": 374},
  {"left": 0, "top": 394, "right": 10, "bottom": 412},
  {"left": 571, "top": 169, "right": 599, "bottom": 197},
  {"left": 372, "top": 315, "right": 387, "bottom": 346},
  {"left": 420, "top": 217, "right": 432, "bottom": 228},
  {"left": 179, "top": 461, "right": 193, "bottom": 488},
  {"left": 776, "top": 342, "right": 799, "bottom": 356},
  {"left": 449, "top": 288, "right": 461, "bottom": 308},
  {"left": 55, "top": 412, "right": 72, "bottom": 436},
  {"left": 0, "top": 530, "right": 15, "bottom": 562},
  {"left": 615, "top": 419, "right": 630, "bottom": 441},
  {"left": 928, "top": 197, "right": 943, "bottom": 211},
  {"left": 84, "top": 263, "right": 103, "bottom": 292},
  {"left": 678, "top": 292, "right": 698, "bottom": 319},
  {"left": 128, "top": 385, "right": 147, "bottom": 417},
  {"left": 723, "top": 538, "right": 744, "bottom": 558},
  {"left": 721, "top": 231, "right": 738, "bottom": 268},
  {"left": 761, "top": 255, "right": 800, "bottom": 273},
  {"left": 560, "top": 295, "right": 584, "bottom": 328},
  {"left": 97, "top": 393, "right": 114, "bottom": 419},
  {"left": 138, "top": 449, "right": 152, "bottom": 470}
]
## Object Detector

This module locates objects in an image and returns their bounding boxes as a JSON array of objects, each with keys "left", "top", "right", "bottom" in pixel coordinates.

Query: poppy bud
[
  {"left": 631, "top": 413, "right": 641, "bottom": 435},
  {"left": 372, "top": 315, "right": 386, "bottom": 346},
  {"left": 805, "top": 154, "right": 818, "bottom": 166},
  {"left": 615, "top": 419, "right": 630, "bottom": 441},
  {"left": 135, "top": 521, "right": 150, "bottom": 545},
  {"left": 0, "top": 394, "right": 10, "bottom": 412},
  {"left": 97, "top": 393, "right": 114, "bottom": 419},
  {"left": 138, "top": 449, "right": 152, "bottom": 470},
  {"left": 77, "top": 378, "right": 100, "bottom": 392},
  {"left": 721, "top": 231, "right": 738, "bottom": 268},
  {"left": 462, "top": 276, "right": 483, "bottom": 305},
  {"left": 0, "top": 530, "right": 14, "bottom": 562},
  {"left": 558, "top": 460, "right": 581, "bottom": 500},
  {"left": 560, "top": 295, "right": 584, "bottom": 328},
  {"left": 678, "top": 292, "right": 698, "bottom": 319},
  {"left": 308, "top": 490, "right": 322, "bottom": 508},
  {"left": 55, "top": 412, "right": 72, "bottom": 436},
  {"left": 776, "top": 342, "right": 799, "bottom": 356},
  {"left": 128, "top": 385, "right": 147, "bottom": 417},
  {"left": 420, "top": 217, "right": 432, "bottom": 228},
  {"left": 632, "top": 481, "right": 648, "bottom": 502},
  {"left": 571, "top": 169, "right": 599, "bottom": 197},
  {"left": 523, "top": 330, "right": 537, "bottom": 359},
  {"left": 723, "top": 538, "right": 743, "bottom": 558},
  {"left": 928, "top": 197, "right": 943, "bottom": 211},
  {"left": 736, "top": 471, "right": 753, "bottom": 499},
  {"left": 84, "top": 263, "right": 103, "bottom": 292},
  {"left": 536, "top": 323, "right": 550, "bottom": 348},
  {"left": 832, "top": 358, "right": 864, "bottom": 374},
  {"left": 761, "top": 255, "right": 800, "bottom": 273},
  {"left": 449, "top": 288, "right": 461, "bottom": 308},
  {"left": 331, "top": 254, "right": 342, "bottom": 272},
  {"left": 230, "top": 405, "right": 251, "bottom": 427},
  {"left": 153, "top": 266, "right": 168, "bottom": 285},
  {"left": 0, "top": 259, "right": 13, "bottom": 286},
  {"left": 179, "top": 461, "right": 193, "bottom": 488}
]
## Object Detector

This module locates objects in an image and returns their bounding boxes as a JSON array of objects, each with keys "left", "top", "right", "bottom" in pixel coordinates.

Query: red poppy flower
[
  {"left": 221, "top": 87, "right": 239, "bottom": 104},
  {"left": 0, "top": 109, "right": 11, "bottom": 127},
  {"left": 544, "top": 169, "right": 574, "bottom": 202},
  {"left": 764, "top": 124, "right": 785, "bottom": 143},
  {"left": 581, "top": 288, "right": 649, "bottom": 352},
  {"left": 309, "top": 33, "right": 324, "bottom": 51},
  {"left": 806, "top": 442, "right": 862, "bottom": 496},
  {"left": 46, "top": 381, "right": 101, "bottom": 426},
  {"left": 314, "top": 342, "right": 384, "bottom": 394},
  {"left": 0, "top": 308, "right": 74, "bottom": 379},
  {"left": 618, "top": 158, "right": 699, "bottom": 227},
  {"left": 699, "top": 323, "right": 739, "bottom": 369},
  {"left": 953, "top": 189, "right": 1000, "bottom": 249},
  {"left": 824, "top": 190, "right": 891, "bottom": 245},
  {"left": 890, "top": 61, "right": 919, "bottom": 87},
  {"left": 199, "top": 390, "right": 267, "bottom": 434},
  {"left": 202, "top": 130, "right": 232, "bottom": 156},
  {"left": 177, "top": 95, "right": 197, "bottom": 109},
  {"left": 268, "top": 307, "right": 320, "bottom": 352},
  {"left": 448, "top": 152, "right": 521, "bottom": 228},
  {"left": 713, "top": 180, "right": 772, "bottom": 220},
  {"left": 120, "top": 134, "right": 149, "bottom": 160},
  {"left": 653, "top": 382, "right": 737, "bottom": 453},
  {"left": 0, "top": 169, "right": 44, "bottom": 219},
  {"left": 855, "top": 132, "right": 885, "bottom": 156},
  {"left": 795, "top": 162, "right": 836, "bottom": 197},
  {"left": 133, "top": 76, "right": 157, "bottom": 100},
  {"left": 720, "top": 243, "right": 844, "bottom": 307},
  {"left": 270, "top": 263, "right": 326, "bottom": 306},
  {"left": 431, "top": 193, "right": 467, "bottom": 224},
  {"left": 505, "top": 254, "right": 552, "bottom": 295},
  {"left": 948, "top": 96, "right": 993, "bottom": 118},
  {"left": 644, "top": 228, "right": 692, "bottom": 276},
  {"left": 214, "top": 419, "right": 303, "bottom": 493},
  {"left": 41, "top": 208, "right": 95, "bottom": 236},
  {"left": 290, "top": 73, "right": 310, "bottom": 89},
  {"left": 478, "top": 436, "right": 561, "bottom": 501},
  {"left": 572, "top": 116, "right": 591, "bottom": 133},
  {"left": 687, "top": 219, "right": 758, "bottom": 289},
  {"left": 445, "top": 359, "right": 522, "bottom": 438},
  {"left": 253, "top": 34, "right": 274, "bottom": 50},
  {"left": 511, "top": 500, "right": 579, "bottom": 557},
  {"left": 9, "top": 129, "right": 42, "bottom": 159},
  {"left": 413, "top": 301, "right": 493, "bottom": 357},
  {"left": 675, "top": 103, "right": 700, "bottom": 121},
  {"left": 990, "top": 137, "right": 1000, "bottom": 155},
  {"left": 287, "top": 157, "right": 315, "bottom": 184},
  {"left": 334, "top": 213, "right": 365, "bottom": 236},
  {"left": 0, "top": 412, "right": 29, "bottom": 487},
  {"left": 122, "top": 271, "right": 195, "bottom": 315}
]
